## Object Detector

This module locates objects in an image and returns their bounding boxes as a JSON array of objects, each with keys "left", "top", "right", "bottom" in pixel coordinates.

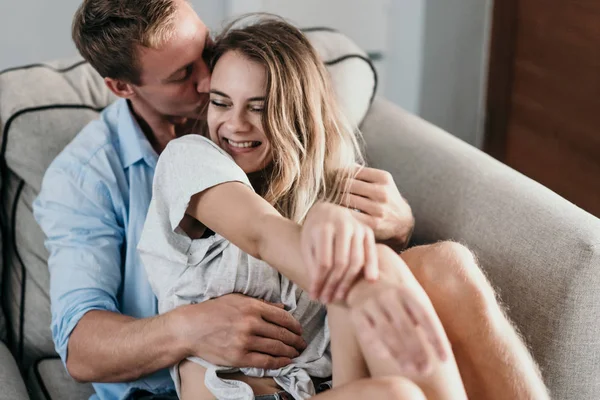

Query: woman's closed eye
[{"left": 210, "top": 99, "right": 229, "bottom": 108}]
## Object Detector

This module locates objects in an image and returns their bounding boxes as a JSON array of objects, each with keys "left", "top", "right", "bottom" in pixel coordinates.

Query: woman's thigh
[{"left": 312, "top": 377, "right": 426, "bottom": 400}]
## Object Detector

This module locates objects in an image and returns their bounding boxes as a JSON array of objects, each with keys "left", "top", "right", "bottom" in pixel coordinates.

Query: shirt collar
[{"left": 117, "top": 98, "right": 158, "bottom": 169}]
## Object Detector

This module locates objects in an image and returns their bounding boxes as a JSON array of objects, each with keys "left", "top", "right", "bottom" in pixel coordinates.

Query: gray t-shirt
[{"left": 138, "top": 135, "right": 331, "bottom": 400}]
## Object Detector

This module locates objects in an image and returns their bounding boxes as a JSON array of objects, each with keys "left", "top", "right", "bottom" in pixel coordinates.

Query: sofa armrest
[
  {"left": 0, "top": 342, "right": 29, "bottom": 400},
  {"left": 360, "top": 98, "right": 600, "bottom": 399}
]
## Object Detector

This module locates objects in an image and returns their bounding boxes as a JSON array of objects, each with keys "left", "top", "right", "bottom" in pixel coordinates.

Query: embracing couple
[{"left": 33, "top": 1, "right": 550, "bottom": 399}]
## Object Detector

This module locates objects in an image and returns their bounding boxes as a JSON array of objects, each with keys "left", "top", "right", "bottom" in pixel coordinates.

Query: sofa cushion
[
  {"left": 28, "top": 358, "right": 94, "bottom": 400},
  {"left": 0, "top": 203, "right": 5, "bottom": 341},
  {"left": 0, "top": 341, "right": 28, "bottom": 400},
  {"left": 0, "top": 58, "right": 115, "bottom": 368},
  {"left": 303, "top": 28, "right": 377, "bottom": 127},
  {"left": 0, "top": 29, "right": 376, "bottom": 372}
]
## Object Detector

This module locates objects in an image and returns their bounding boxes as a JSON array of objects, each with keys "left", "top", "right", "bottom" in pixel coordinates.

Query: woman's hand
[
  {"left": 301, "top": 202, "right": 378, "bottom": 303},
  {"left": 351, "top": 285, "right": 449, "bottom": 378}
]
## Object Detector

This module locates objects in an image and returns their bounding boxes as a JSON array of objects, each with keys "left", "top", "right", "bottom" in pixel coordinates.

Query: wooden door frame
[{"left": 483, "top": 0, "right": 519, "bottom": 162}]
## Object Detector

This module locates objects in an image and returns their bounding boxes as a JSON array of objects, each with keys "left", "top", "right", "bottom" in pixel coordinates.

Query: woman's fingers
[
  {"left": 363, "top": 228, "right": 379, "bottom": 281},
  {"left": 400, "top": 290, "right": 448, "bottom": 361},
  {"left": 321, "top": 222, "right": 354, "bottom": 302},
  {"left": 309, "top": 223, "right": 334, "bottom": 299},
  {"left": 381, "top": 291, "right": 433, "bottom": 375},
  {"left": 333, "top": 227, "right": 365, "bottom": 301},
  {"left": 301, "top": 202, "right": 379, "bottom": 303},
  {"left": 352, "top": 287, "right": 449, "bottom": 378}
]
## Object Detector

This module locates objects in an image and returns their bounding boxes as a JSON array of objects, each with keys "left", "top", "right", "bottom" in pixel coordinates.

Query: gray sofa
[{"left": 1, "top": 35, "right": 599, "bottom": 400}]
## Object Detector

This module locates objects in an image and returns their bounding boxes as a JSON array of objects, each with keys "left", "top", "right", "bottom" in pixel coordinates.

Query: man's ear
[{"left": 104, "top": 77, "right": 136, "bottom": 99}]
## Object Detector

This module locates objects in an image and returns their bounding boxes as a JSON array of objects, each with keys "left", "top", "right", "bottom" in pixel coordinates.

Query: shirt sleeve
[
  {"left": 155, "top": 135, "right": 253, "bottom": 232},
  {"left": 33, "top": 163, "right": 124, "bottom": 365}
]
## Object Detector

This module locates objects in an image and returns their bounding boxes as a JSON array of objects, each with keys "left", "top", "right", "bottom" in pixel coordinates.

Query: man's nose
[{"left": 195, "top": 61, "right": 211, "bottom": 93}]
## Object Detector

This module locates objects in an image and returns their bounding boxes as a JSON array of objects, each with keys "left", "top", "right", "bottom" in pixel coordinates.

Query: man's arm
[
  {"left": 66, "top": 296, "right": 304, "bottom": 382},
  {"left": 342, "top": 166, "right": 415, "bottom": 251},
  {"left": 36, "top": 166, "right": 304, "bottom": 383},
  {"left": 66, "top": 310, "right": 184, "bottom": 382}
]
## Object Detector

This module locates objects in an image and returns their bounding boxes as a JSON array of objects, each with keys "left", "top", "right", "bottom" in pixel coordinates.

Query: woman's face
[{"left": 207, "top": 51, "right": 272, "bottom": 174}]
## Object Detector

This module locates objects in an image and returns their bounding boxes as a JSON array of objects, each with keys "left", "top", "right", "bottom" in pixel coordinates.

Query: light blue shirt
[{"left": 33, "top": 98, "right": 175, "bottom": 400}]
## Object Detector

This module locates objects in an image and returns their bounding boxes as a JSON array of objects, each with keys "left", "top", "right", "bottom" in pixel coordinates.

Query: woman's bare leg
[
  {"left": 328, "top": 244, "right": 467, "bottom": 399},
  {"left": 327, "top": 303, "right": 369, "bottom": 386},
  {"left": 312, "top": 377, "right": 426, "bottom": 400},
  {"left": 399, "top": 242, "right": 550, "bottom": 400}
]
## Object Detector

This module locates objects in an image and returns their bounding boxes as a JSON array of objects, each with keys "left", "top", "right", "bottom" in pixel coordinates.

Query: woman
[{"left": 138, "top": 15, "right": 467, "bottom": 400}]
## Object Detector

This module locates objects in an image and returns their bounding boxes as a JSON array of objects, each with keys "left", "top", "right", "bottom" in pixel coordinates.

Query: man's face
[{"left": 131, "top": 1, "right": 211, "bottom": 121}]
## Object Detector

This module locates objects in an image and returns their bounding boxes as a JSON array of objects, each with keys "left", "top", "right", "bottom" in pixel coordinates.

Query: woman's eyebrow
[{"left": 209, "top": 89, "right": 230, "bottom": 98}]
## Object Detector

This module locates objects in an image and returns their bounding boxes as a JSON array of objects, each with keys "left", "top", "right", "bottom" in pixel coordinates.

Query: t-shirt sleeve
[{"left": 153, "top": 135, "right": 252, "bottom": 232}]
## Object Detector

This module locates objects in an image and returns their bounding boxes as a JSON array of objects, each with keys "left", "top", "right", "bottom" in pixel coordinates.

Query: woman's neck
[{"left": 247, "top": 165, "right": 273, "bottom": 197}]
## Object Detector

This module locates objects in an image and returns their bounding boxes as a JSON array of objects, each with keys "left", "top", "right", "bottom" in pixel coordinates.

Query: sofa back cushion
[
  {"left": 0, "top": 29, "right": 376, "bottom": 368},
  {"left": 0, "top": 58, "right": 116, "bottom": 366}
]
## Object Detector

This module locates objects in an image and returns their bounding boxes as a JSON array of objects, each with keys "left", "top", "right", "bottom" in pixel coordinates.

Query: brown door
[{"left": 485, "top": 0, "right": 600, "bottom": 217}]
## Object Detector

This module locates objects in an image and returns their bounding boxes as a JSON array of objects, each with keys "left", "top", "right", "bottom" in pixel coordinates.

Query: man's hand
[
  {"left": 173, "top": 293, "right": 307, "bottom": 370},
  {"left": 342, "top": 166, "right": 414, "bottom": 250}
]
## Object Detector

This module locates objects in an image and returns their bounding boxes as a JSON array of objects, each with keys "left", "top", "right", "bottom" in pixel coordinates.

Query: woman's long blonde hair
[{"left": 209, "top": 15, "right": 365, "bottom": 222}]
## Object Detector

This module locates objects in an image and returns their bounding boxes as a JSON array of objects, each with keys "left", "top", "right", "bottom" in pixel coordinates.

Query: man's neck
[{"left": 127, "top": 100, "right": 196, "bottom": 154}]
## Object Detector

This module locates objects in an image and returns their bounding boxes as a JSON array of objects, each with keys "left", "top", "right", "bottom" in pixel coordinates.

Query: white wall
[
  {"left": 0, "top": 0, "right": 81, "bottom": 70},
  {"left": 385, "top": 0, "right": 426, "bottom": 115},
  {"left": 0, "top": 0, "right": 493, "bottom": 147},
  {"left": 226, "top": 0, "right": 391, "bottom": 98},
  {"left": 418, "top": 0, "right": 493, "bottom": 147}
]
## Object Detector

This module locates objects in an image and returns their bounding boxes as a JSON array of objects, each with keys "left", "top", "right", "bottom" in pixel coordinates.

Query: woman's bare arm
[{"left": 187, "top": 181, "right": 311, "bottom": 289}]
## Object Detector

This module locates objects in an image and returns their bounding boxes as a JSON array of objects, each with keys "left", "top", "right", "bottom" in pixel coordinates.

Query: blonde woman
[{"left": 138, "top": 17, "right": 467, "bottom": 400}]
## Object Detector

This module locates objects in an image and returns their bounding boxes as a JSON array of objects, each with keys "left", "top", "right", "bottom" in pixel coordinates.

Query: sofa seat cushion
[{"left": 28, "top": 357, "right": 94, "bottom": 400}]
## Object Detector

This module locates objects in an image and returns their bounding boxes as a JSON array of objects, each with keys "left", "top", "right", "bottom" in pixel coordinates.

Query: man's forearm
[
  {"left": 380, "top": 216, "right": 414, "bottom": 252},
  {"left": 66, "top": 309, "right": 188, "bottom": 383}
]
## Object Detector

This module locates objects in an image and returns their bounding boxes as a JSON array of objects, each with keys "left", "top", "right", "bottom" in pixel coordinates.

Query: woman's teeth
[{"left": 225, "top": 138, "right": 260, "bottom": 148}]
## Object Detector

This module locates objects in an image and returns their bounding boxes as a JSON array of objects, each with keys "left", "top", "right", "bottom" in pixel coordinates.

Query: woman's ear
[{"left": 104, "top": 77, "right": 136, "bottom": 99}]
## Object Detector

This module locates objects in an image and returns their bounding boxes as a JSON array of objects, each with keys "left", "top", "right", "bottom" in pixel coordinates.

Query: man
[{"left": 34, "top": 0, "right": 548, "bottom": 399}]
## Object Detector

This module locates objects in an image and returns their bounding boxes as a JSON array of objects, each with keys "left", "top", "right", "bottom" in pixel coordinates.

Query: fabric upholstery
[
  {"left": 361, "top": 98, "right": 600, "bottom": 400},
  {"left": 0, "top": 57, "right": 114, "bottom": 368},
  {"left": 0, "top": 341, "right": 29, "bottom": 400},
  {"left": 28, "top": 358, "right": 94, "bottom": 400},
  {"left": 303, "top": 28, "right": 377, "bottom": 126}
]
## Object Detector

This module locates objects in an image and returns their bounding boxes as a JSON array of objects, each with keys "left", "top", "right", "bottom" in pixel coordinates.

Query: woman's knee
[
  {"left": 406, "top": 241, "right": 497, "bottom": 311},
  {"left": 364, "top": 377, "right": 426, "bottom": 399},
  {"left": 375, "top": 243, "right": 418, "bottom": 284}
]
